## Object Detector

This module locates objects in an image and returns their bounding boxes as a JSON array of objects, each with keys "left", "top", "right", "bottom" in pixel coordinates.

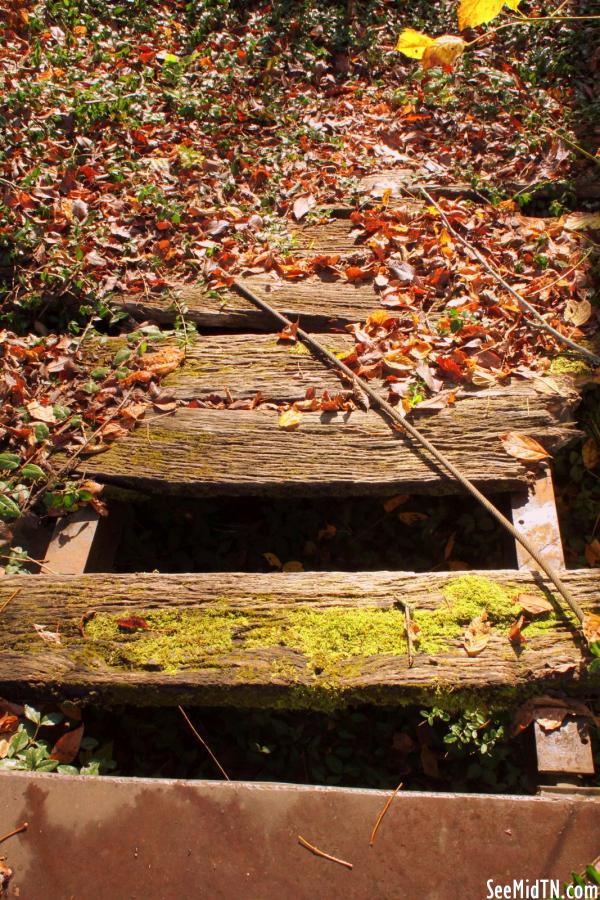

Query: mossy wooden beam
[{"left": 0, "top": 571, "right": 598, "bottom": 708}]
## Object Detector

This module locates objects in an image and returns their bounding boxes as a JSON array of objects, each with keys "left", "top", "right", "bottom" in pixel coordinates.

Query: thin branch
[
  {"left": 0, "top": 553, "right": 58, "bottom": 575},
  {"left": 417, "top": 188, "right": 600, "bottom": 366},
  {"left": 543, "top": 126, "right": 600, "bottom": 168},
  {"left": 369, "top": 783, "right": 404, "bottom": 846},
  {"left": 0, "top": 822, "right": 28, "bottom": 845},
  {"left": 0, "top": 589, "right": 20, "bottom": 615},
  {"left": 297, "top": 835, "right": 353, "bottom": 869},
  {"left": 178, "top": 705, "right": 230, "bottom": 781}
]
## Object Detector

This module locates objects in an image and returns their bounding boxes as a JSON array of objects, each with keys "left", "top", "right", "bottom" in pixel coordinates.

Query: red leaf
[{"left": 117, "top": 616, "right": 149, "bottom": 631}]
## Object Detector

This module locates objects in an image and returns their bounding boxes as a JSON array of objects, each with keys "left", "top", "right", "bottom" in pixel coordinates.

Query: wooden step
[
  {"left": 80, "top": 335, "right": 578, "bottom": 496},
  {"left": 114, "top": 274, "right": 383, "bottom": 331},
  {"left": 76, "top": 405, "right": 566, "bottom": 497},
  {"left": 1, "top": 570, "right": 597, "bottom": 707}
]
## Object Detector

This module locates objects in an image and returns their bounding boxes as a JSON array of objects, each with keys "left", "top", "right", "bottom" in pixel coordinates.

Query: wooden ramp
[{"left": 3, "top": 177, "right": 598, "bottom": 714}]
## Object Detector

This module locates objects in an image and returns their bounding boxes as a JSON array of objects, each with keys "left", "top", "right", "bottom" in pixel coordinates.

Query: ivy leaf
[
  {"left": 0, "top": 453, "right": 20, "bottom": 472},
  {"left": 20, "top": 464, "right": 45, "bottom": 481}
]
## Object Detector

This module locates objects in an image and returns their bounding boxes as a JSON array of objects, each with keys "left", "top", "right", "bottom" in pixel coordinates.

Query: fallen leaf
[
  {"left": 458, "top": 0, "right": 519, "bottom": 30},
  {"left": 50, "top": 724, "right": 84, "bottom": 764},
  {"left": 117, "top": 616, "right": 149, "bottom": 631},
  {"left": 499, "top": 432, "right": 550, "bottom": 462},
  {"left": 26, "top": 400, "right": 56, "bottom": 424},
  {"left": 293, "top": 195, "right": 315, "bottom": 221},
  {"left": 398, "top": 511, "right": 427, "bottom": 525},
  {"left": 422, "top": 35, "right": 466, "bottom": 71},
  {"left": 582, "top": 438, "right": 598, "bottom": 470},
  {"left": 420, "top": 745, "right": 440, "bottom": 778},
  {"left": 508, "top": 614, "right": 527, "bottom": 646},
  {"left": 278, "top": 408, "right": 303, "bottom": 430},
  {"left": 383, "top": 494, "right": 410, "bottom": 513},
  {"left": 263, "top": 552, "right": 282, "bottom": 569},
  {"left": 584, "top": 539, "right": 600, "bottom": 567},
  {"left": 33, "top": 623, "right": 61, "bottom": 645},
  {"left": 282, "top": 560, "right": 304, "bottom": 572},
  {"left": 514, "top": 593, "right": 553, "bottom": 616},
  {"left": 277, "top": 321, "right": 299, "bottom": 343},
  {"left": 462, "top": 613, "right": 491, "bottom": 656},
  {"left": 564, "top": 299, "right": 592, "bottom": 327},
  {"left": 583, "top": 612, "right": 600, "bottom": 644},
  {"left": 512, "top": 695, "right": 600, "bottom": 736},
  {"left": 396, "top": 28, "right": 435, "bottom": 60}
]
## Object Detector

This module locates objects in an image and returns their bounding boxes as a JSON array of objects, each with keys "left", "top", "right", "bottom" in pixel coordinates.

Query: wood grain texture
[
  {"left": 79, "top": 335, "right": 578, "bottom": 495},
  {"left": 74, "top": 402, "right": 568, "bottom": 496},
  {"left": 1, "top": 569, "right": 597, "bottom": 706},
  {"left": 88, "top": 334, "right": 580, "bottom": 415},
  {"left": 114, "top": 273, "right": 383, "bottom": 331}
]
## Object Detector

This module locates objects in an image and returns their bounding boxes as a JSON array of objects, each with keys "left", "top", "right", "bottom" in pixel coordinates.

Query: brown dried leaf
[
  {"left": 33, "top": 623, "right": 61, "bottom": 645},
  {"left": 462, "top": 613, "right": 490, "bottom": 657},
  {"left": 582, "top": 438, "right": 599, "bottom": 471},
  {"left": 117, "top": 616, "right": 149, "bottom": 631},
  {"left": 499, "top": 432, "right": 550, "bottom": 462},
  {"left": 514, "top": 593, "right": 553, "bottom": 616},
  {"left": 50, "top": 724, "right": 84, "bottom": 764},
  {"left": 564, "top": 299, "right": 592, "bottom": 327},
  {"left": 583, "top": 612, "right": 600, "bottom": 644},
  {"left": 508, "top": 614, "right": 527, "bottom": 646}
]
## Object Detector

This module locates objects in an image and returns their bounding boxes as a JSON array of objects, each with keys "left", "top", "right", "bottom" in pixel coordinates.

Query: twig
[
  {"left": 404, "top": 604, "right": 415, "bottom": 669},
  {"left": 297, "top": 835, "right": 353, "bottom": 869},
  {"left": 234, "top": 281, "right": 586, "bottom": 625},
  {"left": 417, "top": 188, "right": 600, "bottom": 366},
  {"left": 178, "top": 705, "right": 230, "bottom": 781},
  {"left": 369, "top": 782, "right": 404, "bottom": 846},
  {"left": 0, "top": 822, "right": 28, "bottom": 845},
  {"left": 0, "top": 554, "right": 58, "bottom": 575},
  {"left": 543, "top": 126, "right": 600, "bottom": 168},
  {"left": 0, "top": 590, "right": 20, "bottom": 615}
]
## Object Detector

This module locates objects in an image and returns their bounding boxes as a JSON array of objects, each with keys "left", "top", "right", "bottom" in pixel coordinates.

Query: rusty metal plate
[
  {"left": 1, "top": 772, "right": 600, "bottom": 899},
  {"left": 535, "top": 718, "right": 595, "bottom": 775}
]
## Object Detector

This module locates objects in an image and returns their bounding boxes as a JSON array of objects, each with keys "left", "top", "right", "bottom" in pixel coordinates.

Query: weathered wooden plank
[
  {"left": 74, "top": 405, "right": 550, "bottom": 496},
  {"left": 114, "top": 274, "right": 382, "bottom": 331},
  {"left": 1, "top": 570, "right": 597, "bottom": 706},
  {"left": 88, "top": 336, "right": 579, "bottom": 425}
]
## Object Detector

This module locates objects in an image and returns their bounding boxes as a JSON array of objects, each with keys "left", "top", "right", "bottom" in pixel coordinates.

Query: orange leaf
[
  {"left": 346, "top": 266, "right": 370, "bottom": 282},
  {"left": 508, "top": 614, "right": 527, "bottom": 646},
  {"left": 584, "top": 539, "right": 600, "bottom": 567},
  {"left": 382, "top": 494, "right": 410, "bottom": 513},
  {"left": 366, "top": 309, "right": 395, "bottom": 327},
  {"left": 583, "top": 612, "right": 600, "bottom": 644},
  {"left": 499, "top": 432, "right": 550, "bottom": 462},
  {"left": 50, "top": 724, "right": 84, "bottom": 764}
]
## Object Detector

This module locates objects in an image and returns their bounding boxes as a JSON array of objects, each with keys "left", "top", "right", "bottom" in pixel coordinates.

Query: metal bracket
[{"left": 511, "top": 465, "right": 564, "bottom": 572}]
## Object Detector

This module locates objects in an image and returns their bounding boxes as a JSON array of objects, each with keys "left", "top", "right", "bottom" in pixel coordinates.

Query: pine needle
[
  {"left": 297, "top": 835, "right": 353, "bottom": 869},
  {"left": 369, "top": 782, "right": 404, "bottom": 846}
]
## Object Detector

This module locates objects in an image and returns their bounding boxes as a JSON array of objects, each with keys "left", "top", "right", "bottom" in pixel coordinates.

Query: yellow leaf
[
  {"left": 366, "top": 309, "right": 395, "bottom": 327},
  {"left": 263, "top": 552, "right": 282, "bottom": 569},
  {"left": 504, "top": 0, "right": 522, "bottom": 9},
  {"left": 422, "top": 35, "right": 466, "bottom": 71},
  {"left": 395, "top": 28, "right": 435, "bottom": 60},
  {"left": 583, "top": 612, "right": 600, "bottom": 643},
  {"left": 582, "top": 438, "right": 599, "bottom": 470},
  {"left": 282, "top": 560, "right": 304, "bottom": 572},
  {"left": 458, "top": 0, "right": 504, "bottom": 30},
  {"left": 278, "top": 408, "right": 303, "bottom": 430}
]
